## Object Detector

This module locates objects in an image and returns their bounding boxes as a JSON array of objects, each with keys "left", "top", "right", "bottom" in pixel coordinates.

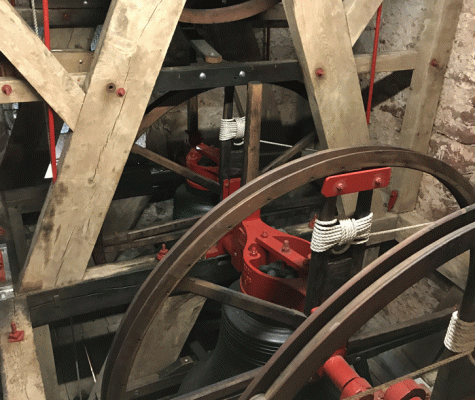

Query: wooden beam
[
  {"left": 261, "top": 0, "right": 383, "bottom": 47},
  {"left": 33, "top": 324, "right": 61, "bottom": 400},
  {"left": 0, "top": 50, "right": 417, "bottom": 105},
  {"left": 18, "top": 0, "right": 187, "bottom": 292},
  {"left": 390, "top": 0, "right": 464, "bottom": 213},
  {"left": 0, "top": 297, "right": 47, "bottom": 400},
  {"left": 344, "top": 0, "right": 383, "bottom": 46},
  {"left": 354, "top": 50, "right": 417, "bottom": 74},
  {"left": 0, "top": 1, "right": 85, "bottom": 129},
  {"left": 242, "top": 82, "right": 263, "bottom": 185},
  {"left": 283, "top": 0, "right": 370, "bottom": 149},
  {"left": 131, "top": 144, "right": 221, "bottom": 194}
]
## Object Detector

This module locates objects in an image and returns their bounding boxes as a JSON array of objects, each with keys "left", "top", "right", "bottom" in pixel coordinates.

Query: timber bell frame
[{"left": 0, "top": 0, "right": 465, "bottom": 399}]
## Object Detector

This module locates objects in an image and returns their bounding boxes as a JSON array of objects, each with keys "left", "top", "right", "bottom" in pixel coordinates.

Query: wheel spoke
[{"left": 177, "top": 277, "right": 306, "bottom": 328}]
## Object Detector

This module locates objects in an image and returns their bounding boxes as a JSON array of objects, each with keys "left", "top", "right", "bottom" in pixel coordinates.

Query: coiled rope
[{"left": 310, "top": 214, "right": 373, "bottom": 253}]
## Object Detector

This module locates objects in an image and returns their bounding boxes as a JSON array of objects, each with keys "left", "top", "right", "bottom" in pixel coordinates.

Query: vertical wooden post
[
  {"left": 242, "top": 82, "right": 263, "bottom": 185},
  {"left": 390, "top": 0, "right": 464, "bottom": 213},
  {"left": 283, "top": 0, "right": 370, "bottom": 150},
  {"left": 0, "top": 297, "right": 47, "bottom": 400}
]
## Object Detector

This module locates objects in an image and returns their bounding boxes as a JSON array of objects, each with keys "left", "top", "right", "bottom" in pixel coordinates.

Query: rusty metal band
[
  {"left": 102, "top": 147, "right": 475, "bottom": 400},
  {"left": 180, "top": 0, "right": 280, "bottom": 24},
  {"left": 257, "top": 216, "right": 475, "bottom": 400}
]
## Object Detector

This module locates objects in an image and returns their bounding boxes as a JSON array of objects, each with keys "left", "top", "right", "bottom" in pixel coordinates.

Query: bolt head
[
  {"left": 1, "top": 85, "right": 12, "bottom": 95},
  {"left": 199, "top": 72, "right": 207, "bottom": 80},
  {"left": 315, "top": 68, "right": 325, "bottom": 77},
  {"left": 239, "top": 70, "right": 246, "bottom": 78},
  {"left": 261, "top": 231, "right": 269, "bottom": 238},
  {"left": 336, "top": 182, "right": 344, "bottom": 191},
  {"left": 116, "top": 88, "right": 126, "bottom": 97},
  {"left": 374, "top": 177, "right": 382, "bottom": 186}
]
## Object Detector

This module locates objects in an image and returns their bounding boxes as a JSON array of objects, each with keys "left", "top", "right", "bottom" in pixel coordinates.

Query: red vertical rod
[
  {"left": 42, "top": 0, "right": 57, "bottom": 182},
  {"left": 366, "top": 4, "right": 383, "bottom": 125}
]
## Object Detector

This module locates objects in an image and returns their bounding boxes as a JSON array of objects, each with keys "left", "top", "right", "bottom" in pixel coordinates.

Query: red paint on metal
[
  {"left": 185, "top": 144, "right": 220, "bottom": 191},
  {"left": 116, "top": 88, "right": 126, "bottom": 97},
  {"left": 222, "top": 178, "right": 241, "bottom": 199},
  {"left": 366, "top": 4, "right": 383, "bottom": 125},
  {"left": 1, "top": 85, "right": 12, "bottom": 95},
  {"left": 42, "top": 0, "right": 57, "bottom": 182},
  {"left": 8, "top": 322, "right": 25, "bottom": 343},
  {"left": 322, "top": 355, "right": 379, "bottom": 400},
  {"left": 321, "top": 167, "right": 392, "bottom": 197},
  {"left": 315, "top": 68, "right": 325, "bottom": 77},
  {"left": 388, "top": 190, "right": 398, "bottom": 212},
  {"left": 383, "top": 379, "right": 427, "bottom": 400},
  {"left": 218, "top": 210, "right": 310, "bottom": 311},
  {"left": 156, "top": 244, "right": 168, "bottom": 261}
]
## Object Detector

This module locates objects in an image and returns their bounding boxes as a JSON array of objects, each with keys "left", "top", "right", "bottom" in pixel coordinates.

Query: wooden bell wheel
[
  {"left": 180, "top": 0, "right": 281, "bottom": 24},
  {"left": 101, "top": 146, "right": 475, "bottom": 400}
]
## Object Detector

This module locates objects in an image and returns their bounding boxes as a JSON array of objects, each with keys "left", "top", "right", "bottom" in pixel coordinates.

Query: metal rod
[{"left": 69, "top": 317, "right": 82, "bottom": 400}]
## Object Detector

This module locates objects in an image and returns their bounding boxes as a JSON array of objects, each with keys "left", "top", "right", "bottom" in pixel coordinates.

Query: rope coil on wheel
[
  {"left": 220, "top": 117, "right": 246, "bottom": 143},
  {"left": 310, "top": 214, "right": 373, "bottom": 253},
  {"left": 444, "top": 311, "right": 475, "bottom": 356}
]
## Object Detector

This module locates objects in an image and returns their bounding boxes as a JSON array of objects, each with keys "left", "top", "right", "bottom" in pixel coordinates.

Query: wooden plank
[
  {"left": 390, "top": 0, "right": 464, "bottom": 213},
  {"left": 18, "top": 7, "right": 108, "bottom": 28},
  {"left": 53, "top": 50, "right": 94, "bottom": 73},
  {"left": 283, "top": 0, "right": 370, "bottom": 149},
  {"left": 242, "top": 82, "right": 263, "bottom": 185},
  {"left": 0, "top": 50, "right": 416, "bottom": 106},
  {"left": 354, "top": 50, "right": 418, "bottom": 74},
  {"left": 0, "top": 1, "right": 85, "bottom": 129},
  {"left": 33, "top": 324, "right": 61, "bottom": 400},
  {"left": 131, "top": 144, "right": 221, "bottom": 194},
  {"left": 0, "top": 297, "right": 47, "bottom": 400},
  {"left": 129, "top": 293, "right": 206, "bottom": 380},
  {"left": 19, "top": 0, "right": 187, "bottom": 292},
  {"left": 344, "top": 0, "right": 383, "bottom": 46},
  {"left": 263, "top": 0, "right": 383, "bottom": 47}
]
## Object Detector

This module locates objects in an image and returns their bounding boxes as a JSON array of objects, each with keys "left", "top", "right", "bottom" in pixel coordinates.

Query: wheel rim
[
  {"left": 251, "top": 209, "right": 475, "bottom": 400},
  {"left": 102, "top": 146, "right": 475, "bottom": 400},
  {"left": 180, "top": 0, "right": 281, "bottom": 24}
]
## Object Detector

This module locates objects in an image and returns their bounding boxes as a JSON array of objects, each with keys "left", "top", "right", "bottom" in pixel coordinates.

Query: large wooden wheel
[
  {"left": 180, "top": 0, "right": 280, "bottom": 24},
  {"left": 101, "top": 146, "right": 475, "bottom": 400}
]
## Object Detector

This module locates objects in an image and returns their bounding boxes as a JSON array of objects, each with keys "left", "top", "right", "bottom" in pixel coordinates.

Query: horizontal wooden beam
[{"left": 0, "top": 51, "right": 417, "bottom": 105}]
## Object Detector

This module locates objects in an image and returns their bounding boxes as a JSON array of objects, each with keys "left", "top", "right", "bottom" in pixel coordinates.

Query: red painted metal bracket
[{"left": 321, "top": 167, "right": 391, "bottom": 197}]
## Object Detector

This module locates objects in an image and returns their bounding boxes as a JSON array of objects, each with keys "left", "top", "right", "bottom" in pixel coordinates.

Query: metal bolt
[
  {"left": 336, "top": 182, "right": 344, "bottom": 191},
  {"left": 83, "top": 0, "right": 88, "bottom": 4},
  {"left": 315, "top": 68, "right": 325, "bottom": 77},
  {"left": 374, "top": 177, "right": 382, "bottom": 186},
  {"left": 1, "top": 85, "right": 12, "bottom": 95},
  {"left": 249, "top": 245, "right": 258, "bottom": 256},
  {"left": 106, "top": 82, "right": 116, "bottom": 93},
  {"left": 261, "top": 231, "right": 268, "bottom": 238},
  {"left": 78, "top": 59, "right": 84, "bottom": 64},
  {"left": 239, "top": 70, "right": 246, "bottom": 78},
  {"left": 233, "top": 252, "right": 238, "bottom": 257},
  {"left": 116, "top": 88, "right": 126, "bottom": 97},
  {"left": 199, "top": 72, "right": 207, "bottom": 80},
  {"left": 282, "top": 240, "right": 290, "bottom": 253},
  {"left": 430, "top": 59, "right": 440, "bottom": 68}
]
